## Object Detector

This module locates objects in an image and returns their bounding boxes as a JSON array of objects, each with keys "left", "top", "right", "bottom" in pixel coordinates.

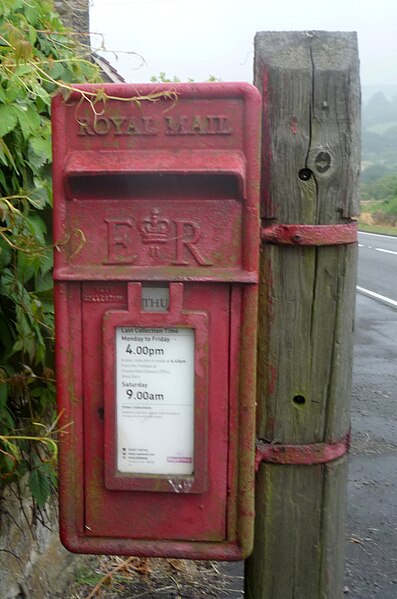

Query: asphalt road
[
  {"left": 345, "top": 232, "right": 397, "bottom": 598},
  {"left": 357, "top": 231, "right": 397, "bottom": 303},
  {"left": 345, "top": 293, "right": 397, "bottom": 598}
]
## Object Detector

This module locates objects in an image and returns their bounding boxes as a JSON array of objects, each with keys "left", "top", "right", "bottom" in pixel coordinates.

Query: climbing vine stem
[{"left": 0, "top": 0, "right": 175, "bottom": 509}]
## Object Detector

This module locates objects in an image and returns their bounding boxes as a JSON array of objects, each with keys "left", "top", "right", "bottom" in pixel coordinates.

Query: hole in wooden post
[
  {"left": 293, "top": 395, "right": 306, "bottom": 406},
  {"left": 298, "top": 168, "right": 312, "bottom": 181}
]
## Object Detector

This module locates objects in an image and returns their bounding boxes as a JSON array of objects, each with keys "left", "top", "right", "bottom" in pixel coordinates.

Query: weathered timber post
[{"left": 246, "top": 32, "right": 360, "bottom": 598}]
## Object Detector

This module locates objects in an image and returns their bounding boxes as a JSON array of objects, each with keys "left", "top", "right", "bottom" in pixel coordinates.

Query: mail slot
[{"left": 52, "top": 83, "right": 261, "bottom": 560}]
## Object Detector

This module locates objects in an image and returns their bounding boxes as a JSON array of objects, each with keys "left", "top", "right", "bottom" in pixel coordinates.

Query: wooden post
[{"left": 246, "top": 32, "right": 360, "bottom": 598}]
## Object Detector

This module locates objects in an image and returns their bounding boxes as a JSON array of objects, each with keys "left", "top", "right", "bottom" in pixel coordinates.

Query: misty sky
[{"left": 90, "top": 0, "right": 396, "bottom": 87}]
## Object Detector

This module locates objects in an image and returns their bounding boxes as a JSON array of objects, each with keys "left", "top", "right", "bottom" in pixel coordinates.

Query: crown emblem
[{"left": 139, "top": 209, "right": 170, "bottom": 244}]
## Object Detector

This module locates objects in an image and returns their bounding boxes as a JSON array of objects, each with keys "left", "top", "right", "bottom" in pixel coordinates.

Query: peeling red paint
[
  {"left": 255, "top": 430, "right": 351, "bottom": 470},
  {"left": 290, "top": 116, "right": 298, "bottom": 135},
  {"left": 261, "top": 222, "right": 358, "bottom": 246}
]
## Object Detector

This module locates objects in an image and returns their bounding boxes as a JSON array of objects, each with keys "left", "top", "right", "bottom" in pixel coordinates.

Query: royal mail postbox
[{"left": 52, "top": 83, "right": 261, "bottom": 559}]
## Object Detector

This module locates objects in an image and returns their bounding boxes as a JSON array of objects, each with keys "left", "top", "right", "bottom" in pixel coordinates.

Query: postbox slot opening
[{"left": 67, "top": 173, "right": 241, "bottom": 201}]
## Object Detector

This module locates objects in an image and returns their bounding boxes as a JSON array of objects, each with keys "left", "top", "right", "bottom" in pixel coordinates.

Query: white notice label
[{"left": 116, "top": 327, "right": 194, "bottom": 475}]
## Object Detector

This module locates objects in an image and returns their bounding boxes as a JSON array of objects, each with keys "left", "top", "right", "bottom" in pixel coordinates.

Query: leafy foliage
[
  {"left": 150, "top": 72, "right": 220, "bottom": 83},
  {"left": 360, "top": 172, "right": 397, "bottom": 201},
  {"left": 363, "top": 92, "right": 397, "bottom": 128},
  {"left": 362, "top": 93, "right": 397, "bottom": 169},
  {"left": 151, "top": 72, "right": 182, "bottom": 83},
  {"left": 361, "top": 93, "right": 397, "bottom": 225},
  {"left": 361, "top": 196, "right": 397, "bottom": 227},
  {"left": 0, "top": 0, "right": 100, "bottom": 507}
]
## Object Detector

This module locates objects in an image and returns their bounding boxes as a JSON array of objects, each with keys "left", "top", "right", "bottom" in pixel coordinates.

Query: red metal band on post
[
  {"left": 261, "top": 222, "right": 358, "bottom": 246},
  {"left": 255, "top": 431, "right": 351, "bottom": 470}
]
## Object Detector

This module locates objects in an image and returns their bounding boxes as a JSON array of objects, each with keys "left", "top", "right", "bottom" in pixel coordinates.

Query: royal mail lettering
[
  {"left": 105, "top": 218, "right": 137, "bottom": 264},
  {"left": 78, "top": 116, "right": 158, "bottom": 137},
  {"left": 104, "top": 210, "right": 213, "bottom": 266},
  {"left": 172, "top": 220, "right": 212, "bottom": 265},
  {"left": 164, "top": 115, "right": 232, "bottom": 136},
  {"left": 78, "top": 114, "right": 232, "bottom": 137}
]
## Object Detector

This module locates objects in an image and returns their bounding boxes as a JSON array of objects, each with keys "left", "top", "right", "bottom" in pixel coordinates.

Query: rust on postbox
[{"left": 52, "top": 83, "right": 261, "bottom": 560}]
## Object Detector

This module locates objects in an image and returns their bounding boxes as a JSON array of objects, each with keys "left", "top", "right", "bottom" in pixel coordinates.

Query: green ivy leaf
[
  {"left": 14, "top": 65, "right": 33, "bottom": 78},
  {"left": 0, "top": 105, "right": 18, "bottom": 137},
  {"left": 25, "top": 213, "right": 47, "bottom": 243},
  {"left": 0, "top": 454, "right": 16, "bottom": 474},
  {"left": 27, "top": 24, "right": 38, "bottom": 45},
  {"left": 23, "top": 5, "right": 40, "bottom": 28},
  {"left": 17, "top": 251, "right": 36, "bottom": 285},
  {"left": 0, "top": 238, "right": 12, "bottom": 269},
  {"left": 0, "top": 268, "right": 15, "bottom": 297},
  {"left": 15, "top": 106, "right": 41, "bottom": 140},
  {"left": 0, "top": 308, "right": 15, "bottom": 350},
  {"left": 11, "top": 339, "right": 23, "bottom": 353},
  {"left": 0, "top": 168, "right": 10, "bottom": 193},
  {"left": 4, "top": 80, "right": 25, "bottom": 103},
  {"left": 0, "top": 0, "right": 24, "bottom": 18},
  {"left": 28, "top": 136, "right": 52, "bottom": 169},
  {"left": 0, "top": 381, "right": 7, "bottom": 411},
  {"left": 27, "top": 180, "right": 50, "bottom": 209},
  {"left": 1, "top": 437, "right": 21, "bottom": 462},
  {"left": 0, "top": 138, "right": 19, "bottom": 171},
  {"left": 34, "top": 287, "right": 53, "bottom": 302},
  {"left": 29, "top": 467, "right": 51, "bottom": 507},
  {"left": 47, "top": 61, "right": 67, "bottom": 80},
  {"left": 33, "top": 85, "right": 51, "bottom": 107},
  {"left": 0, "top": 87, "right": 8, "bottom": 103},
  {"left": 0, "top": 143, "right": 8, "bottom": 166},
  {"left": 16, "top": 459, "right": 29, "bottom": 477}
]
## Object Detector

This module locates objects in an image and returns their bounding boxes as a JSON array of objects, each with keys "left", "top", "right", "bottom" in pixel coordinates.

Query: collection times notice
[{"left": 115, "top": 327, "right": 195, "bottom": 476}]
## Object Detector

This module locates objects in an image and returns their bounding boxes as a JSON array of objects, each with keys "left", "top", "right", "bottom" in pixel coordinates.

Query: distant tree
[
  {"left": 150, "top": 73, "right": 221, "bottom": 83},
  {"left": 361, "top": 173, "right": 397, "bottom": 201},
  {"left": 363, "top": 92, "right": 393, "bottom": 126},
  {"left": 151, "top": 72, "right": 181, "bottom": 83},
  {"left": 383, "top": 125, "right": 397, "bottom": 145},
  {"left": 361, "top": 164, "right": 391, "bottom": 184},
  {"left": 362, "top": 130, "right": 386, "bottom": 157}
]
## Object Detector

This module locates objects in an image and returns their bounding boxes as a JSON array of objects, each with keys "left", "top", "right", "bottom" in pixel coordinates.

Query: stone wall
[
  {"left": 53, "top": 0, "right": 89, "bottom": 42},
  {"left": 0, "top": 479, "right": 83, "bottom": 599}
]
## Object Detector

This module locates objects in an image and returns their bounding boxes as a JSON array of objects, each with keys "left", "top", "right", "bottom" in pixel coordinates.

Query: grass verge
[{"left": 358, "top": 223, "right": 397, "bottom": 236}]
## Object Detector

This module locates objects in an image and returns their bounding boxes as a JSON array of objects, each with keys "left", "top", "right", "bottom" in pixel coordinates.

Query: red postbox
[{"left": 52, "top": 83, "right": 261, "bottom": 559}]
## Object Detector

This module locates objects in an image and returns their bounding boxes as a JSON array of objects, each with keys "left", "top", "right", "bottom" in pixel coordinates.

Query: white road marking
[
  {"left": 375, "top": 247, "right": 397, "bottom": 256},
  {"left": 358, "top": 243, "right": 364, "bottom": 247},
  {"left": 359, "top": 231, "right": 397, "bottom": 240},
  {"left": 357, "top": 286, "right": 397, "bottom": 308}
]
